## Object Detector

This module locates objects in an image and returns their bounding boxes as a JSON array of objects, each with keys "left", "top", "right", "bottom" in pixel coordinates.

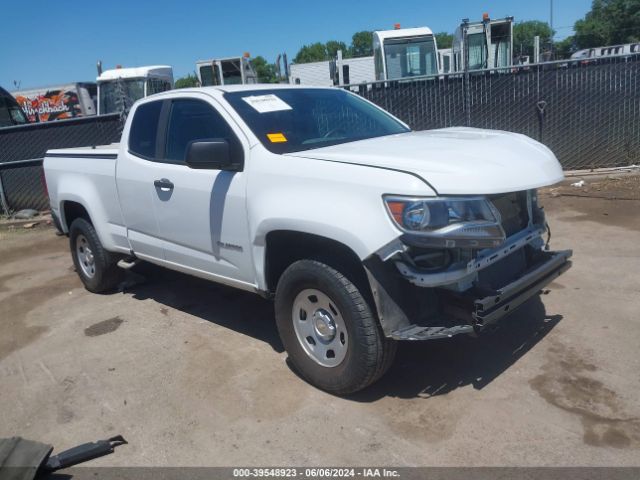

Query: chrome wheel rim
[
  {"left": 292, "top": 289, "right": 348, "bottom": 367},
  {"left": 75, "top": 234, "right": 96, "bottom": 278}
]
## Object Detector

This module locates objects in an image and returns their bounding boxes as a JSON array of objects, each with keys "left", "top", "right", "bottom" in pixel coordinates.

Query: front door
[{"left": 152, "top": 95, "right": 255, "bottom": 287}]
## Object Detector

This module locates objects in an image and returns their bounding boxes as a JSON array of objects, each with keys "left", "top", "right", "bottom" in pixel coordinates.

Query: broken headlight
[{"left": 384, "top": 195, "right": 506, "bottom": 248}]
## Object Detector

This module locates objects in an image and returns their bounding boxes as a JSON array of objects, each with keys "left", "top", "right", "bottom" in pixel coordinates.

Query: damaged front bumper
[{"left": 364, "top": 230, "right": 572, "bottom": 341}]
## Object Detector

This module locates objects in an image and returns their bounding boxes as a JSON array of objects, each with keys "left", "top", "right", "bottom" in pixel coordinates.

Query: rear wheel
[
  {"left": 275, "top": 259, "right": 396, "bottom": 394},
  {"left": 69, "top": 218, "right": 122, "bottom": 293}
]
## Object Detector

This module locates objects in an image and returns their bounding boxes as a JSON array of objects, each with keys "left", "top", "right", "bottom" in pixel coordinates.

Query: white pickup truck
[{"left": 44, "top": 85, "right": 572, "bottom": 394}]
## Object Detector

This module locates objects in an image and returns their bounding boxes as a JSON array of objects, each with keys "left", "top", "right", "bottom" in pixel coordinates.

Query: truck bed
[
  {"left": 46, "top": 143, "right": 120, "bottom": 158},
  {"left": 44, "top": 143, "right": 129, "bottom": 254}
]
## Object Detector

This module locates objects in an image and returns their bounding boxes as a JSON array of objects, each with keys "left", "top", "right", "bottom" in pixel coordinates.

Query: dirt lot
[{"left": 1, "top": 173, "right": 639, "bottom": 467}]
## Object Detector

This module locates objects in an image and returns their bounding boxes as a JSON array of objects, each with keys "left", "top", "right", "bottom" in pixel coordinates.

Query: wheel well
[
  {"left": 265, "top": 231, "right": 372, "bottom": 300},
  {"left": 62, "top": 201, "right": 91, "bottom": 230}
]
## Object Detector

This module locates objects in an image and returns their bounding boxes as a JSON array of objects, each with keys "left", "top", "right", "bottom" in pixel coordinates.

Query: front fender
[{"left": 247, "top": 152, "right": 435, "bottom": 290}]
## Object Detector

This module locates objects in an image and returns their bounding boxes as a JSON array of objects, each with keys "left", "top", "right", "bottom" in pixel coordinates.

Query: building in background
[{"left": 289, "top": 54, "right": 375, "bottom": 86}]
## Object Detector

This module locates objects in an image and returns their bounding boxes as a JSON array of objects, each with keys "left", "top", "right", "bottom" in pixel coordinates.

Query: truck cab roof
[{"left": 97, "top": 66, "right": 173, "bottom": 82}]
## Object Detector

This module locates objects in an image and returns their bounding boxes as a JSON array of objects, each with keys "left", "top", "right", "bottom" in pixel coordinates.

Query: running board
[
  {"left": 117, "top": 258, "right": 139, "bottom": 270},
  {"left": 390, "top": 324, "right": 474, "bottom": 341}
]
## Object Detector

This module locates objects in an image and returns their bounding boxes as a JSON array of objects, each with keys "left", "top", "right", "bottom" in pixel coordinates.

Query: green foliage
[
  {"left": 513, "top": 20, "right": 554, "bottom": 58},
  {"left": 294, "top": 42, "right": 329, "bottom": 63},
  {"left": 554, "top": 36, "right": 577, "bottom": 58},
  {"left": 174, "top": 73, "right": 199, "bottom": 89},
  {"left": 434, "top": 32, "right": 453, "bottom": 49},
  {"left": 350, "top": 31, "right": 373, "bottom": 57},
  {"left": 251, "top": 56, "right": 278, "bottom": 83},
  {"left": 294, "top": 38, "right": 358, "bottom": 64},
  {"left": 574, "top": 0, "right": 640, "bottom": 48},
  {"left": 326, "top": 40, "right": 350, "bottom": 58}
]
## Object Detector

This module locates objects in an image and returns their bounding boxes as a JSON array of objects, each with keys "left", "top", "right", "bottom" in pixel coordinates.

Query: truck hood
[{"left": 286, "top": 127, "right": 564, "bottom": 195}]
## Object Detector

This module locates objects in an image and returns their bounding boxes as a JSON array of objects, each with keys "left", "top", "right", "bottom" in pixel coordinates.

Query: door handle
[{"left": 154, "top": 178, "right": 174, "bottom": 191}]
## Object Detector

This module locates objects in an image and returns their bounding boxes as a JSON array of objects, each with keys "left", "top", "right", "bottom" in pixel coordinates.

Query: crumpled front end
[{"left": 365, "top": 190, "right": 572, "bottom": 340}]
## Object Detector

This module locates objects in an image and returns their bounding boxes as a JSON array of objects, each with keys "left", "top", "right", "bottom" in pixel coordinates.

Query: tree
[
  {"left": 513, "top": 20, "right": 554, "bottom": 59},
  {"left": 326, "top": 40, "right": 349, "bottom": 59},
  {"left": 251, "top": 56, "right": 277, "bottom": 83},
  {"left": 554, "top": 36, "right": 577, "bottom": 58},
  {"left": 434, "top": 32, "right": 453, "bottom": 49},
  {"left": 174, "top": 73, "right": 199, "bottom": 88},
  {"left": 350, "top": 31, "right": 373, "bottom": 57},
  {"left": 294, "top": 42, "right": 328, "bottom": 63},
  {"left": 573, "top": 0, "right": 640, "bottom": 48}
]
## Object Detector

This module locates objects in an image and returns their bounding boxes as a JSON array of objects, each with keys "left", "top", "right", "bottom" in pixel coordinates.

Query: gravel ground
[{"left": 1, "top": 174, "right": 639, "bottom": 467}]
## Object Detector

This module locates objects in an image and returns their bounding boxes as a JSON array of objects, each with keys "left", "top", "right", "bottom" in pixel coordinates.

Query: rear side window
[
  {"left": 164, "top": 99, "right": 241, "bottom": 163},
  {"left": 129, "top": 101, "right": 162, "bottom": 158}
]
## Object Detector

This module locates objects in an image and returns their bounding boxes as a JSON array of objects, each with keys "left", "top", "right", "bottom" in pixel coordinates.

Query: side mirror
[{"left": 185, "top": 139, "right": 239, "bottom": 170}]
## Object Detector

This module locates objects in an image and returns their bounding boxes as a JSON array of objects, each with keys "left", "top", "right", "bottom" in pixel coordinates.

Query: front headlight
[{"left": 384, "top": 195, "right": 506, "bottom": 248}]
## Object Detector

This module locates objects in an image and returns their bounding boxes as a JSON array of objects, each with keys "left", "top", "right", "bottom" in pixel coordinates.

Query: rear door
[
  {"left": 116, "top": 99, "right": 167, "bottom": 261},
  {"left": 152, "top": 94, "right": 255, "bottom": 286}
]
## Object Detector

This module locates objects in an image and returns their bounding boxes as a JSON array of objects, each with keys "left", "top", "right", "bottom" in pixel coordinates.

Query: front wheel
[{"left": 275, "top": 260, "right": 396, "bottom": 394}]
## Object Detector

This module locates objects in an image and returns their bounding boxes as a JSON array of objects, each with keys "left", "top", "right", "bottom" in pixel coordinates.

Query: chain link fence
[
  {"left": 0, "top": 114, "right": 121, "bottom": 214},
  {"left": 346, "top": 54, "right": 640, "bottom": 171},
  {"left": 1, "top": 55, "right": 639, "bottom": 214}
]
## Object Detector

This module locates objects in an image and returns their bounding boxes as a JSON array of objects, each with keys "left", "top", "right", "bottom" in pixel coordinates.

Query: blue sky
[{"left": 1, "top": 0, "right": 592, "bottom": 90}]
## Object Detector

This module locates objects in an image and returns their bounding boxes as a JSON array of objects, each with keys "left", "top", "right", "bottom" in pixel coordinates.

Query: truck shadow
[
  {"left": 348, "top": 297, "right": 562, "bottom": 401},
  {"left": 126, "top": 263, "right": 284, "bottom": 353},
  {"left": 126, "top": 264, "right": 561, "bottom": 399}
]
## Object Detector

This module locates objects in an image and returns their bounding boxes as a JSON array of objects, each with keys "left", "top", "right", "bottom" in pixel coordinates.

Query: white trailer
[
  {"left": 372, "top": 26, "right": 440, "bottom": 81},
  {"left": 12, "top": 82, "right": 96, "bottom": 122},
  {"left": 97, "top": 65, "right": 173, "bottom": 115},
  {"left": 571, "top": 42, "right": 640, "bottom": 60}
]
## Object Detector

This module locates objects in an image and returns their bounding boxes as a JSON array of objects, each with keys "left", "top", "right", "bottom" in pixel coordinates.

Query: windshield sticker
[
  {"left": 242, "top": 94, "right": 292, "bottom": 113},
  {"left": 267, "top": 133, "right": 287, "bottom": 143}
]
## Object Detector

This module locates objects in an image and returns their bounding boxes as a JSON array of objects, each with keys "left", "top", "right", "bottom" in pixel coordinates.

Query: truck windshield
[
  {"left": 220, "top": 59, "right": 243, "bottom": 85},
  {"left": 384, "top": 36, "right": 438, "bottom": 79},
  {"left": 99, "top": 79, "right": 145, "bottom": 114},
  {"left": 0, "top": 92, "right": 28, "bottom": 127},
  {"left": 467, "top": 33, "right": 488, "bottom": 70},
  {"left": 224, "top": 88, "right": 410, "bottom": 154}
]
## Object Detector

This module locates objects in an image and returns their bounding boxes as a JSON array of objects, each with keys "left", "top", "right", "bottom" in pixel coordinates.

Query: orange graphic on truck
[{"left": 15, "top": 90, "right": 82, "bottom": 122}]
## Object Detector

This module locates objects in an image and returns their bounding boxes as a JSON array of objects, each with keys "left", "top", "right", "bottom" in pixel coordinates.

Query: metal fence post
[
  {"left": 464, "top": 70, "right": 471, "bottom": 127},
  {"left": 0, "top": 172, "right": 10, "bottom": 215}
]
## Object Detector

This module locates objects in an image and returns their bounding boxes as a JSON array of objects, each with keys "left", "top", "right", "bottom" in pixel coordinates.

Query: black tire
[
  {"left": 275, "top": 259, "right": 396, "bottom": 394},
  {"left": 69, "top": 218, "right": 123, "bottom": 293}
]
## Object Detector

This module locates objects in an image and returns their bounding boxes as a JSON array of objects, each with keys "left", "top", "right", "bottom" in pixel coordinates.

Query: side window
[
  {"left": 374, "top": 45, "right": 384, "bottom": 80},
  {"left": 165, "top": 99, "right": 241, "bottom": 164},
  {"left": 147, "top": 78, "right": 171, "bottom": 95},
  {"left": 199, "top": 65, "right": 214, "bottom": 86},
  {"left": 129, "top": 100, "right": 163, "bottom": 159}
]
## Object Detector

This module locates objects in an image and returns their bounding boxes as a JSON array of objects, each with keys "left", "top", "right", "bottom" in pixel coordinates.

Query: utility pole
[{"left": 550, "top": 0, "right": 554, "bottom": 58}]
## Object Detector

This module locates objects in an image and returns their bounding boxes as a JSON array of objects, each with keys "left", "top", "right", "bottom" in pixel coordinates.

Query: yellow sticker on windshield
[{"left": 267, "top": 132, "right": 287, "bottom": 143}]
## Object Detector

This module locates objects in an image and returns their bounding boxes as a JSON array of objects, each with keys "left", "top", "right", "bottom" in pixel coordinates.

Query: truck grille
[{"left": 489, "top": 191, "right": 529, "bottom": 238}]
